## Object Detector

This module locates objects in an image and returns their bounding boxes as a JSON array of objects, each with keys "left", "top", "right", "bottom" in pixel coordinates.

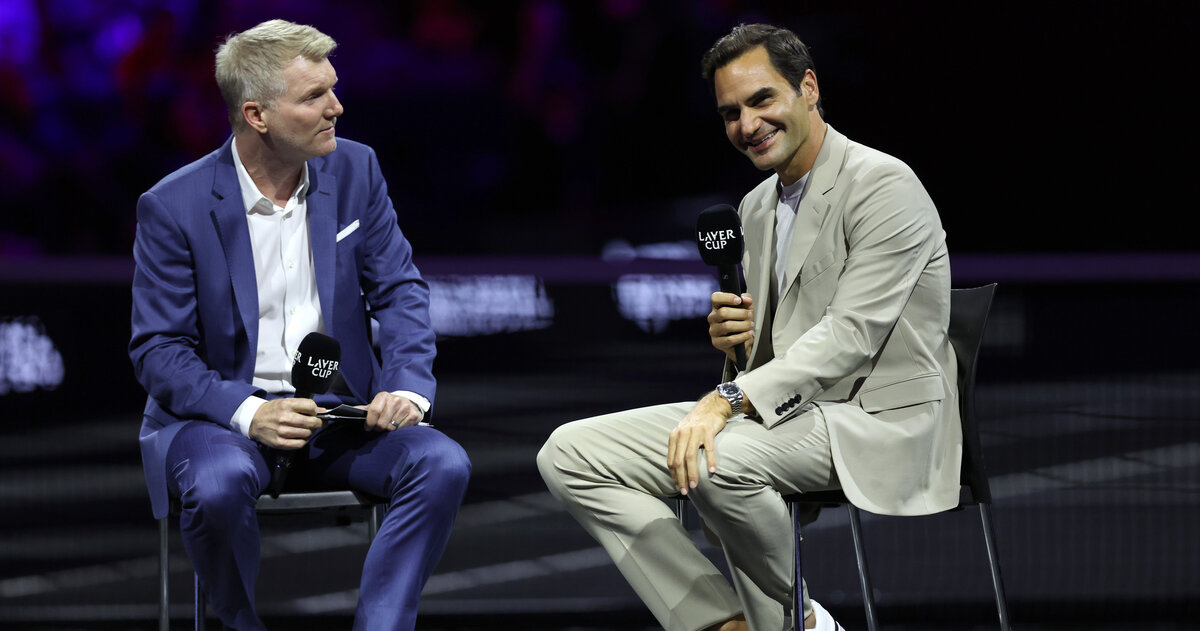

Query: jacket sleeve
[
  {"left": 354, "top": 148, "right": 438, "bottom": 408},
  {"left": 128, "top": 190, "right": 259, "bottom": 428}
]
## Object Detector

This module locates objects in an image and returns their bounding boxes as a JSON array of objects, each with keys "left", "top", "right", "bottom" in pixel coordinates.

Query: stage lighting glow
[
  {"left": 601, "top": 239, "right": 699, "bottom": 262},
  {"left": 613, "top": 274, "right": 717, "bottom": 333},
  {"left": 0, "top": 316, "right": 65, "bottom": 395},
  {"left": 428, "top": 275, "right": 554, "bottom": 337}
]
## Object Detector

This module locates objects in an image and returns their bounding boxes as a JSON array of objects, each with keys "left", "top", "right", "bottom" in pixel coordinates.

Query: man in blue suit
[{"left": 129, "top": 19, "right": 470, "bottom": 630}]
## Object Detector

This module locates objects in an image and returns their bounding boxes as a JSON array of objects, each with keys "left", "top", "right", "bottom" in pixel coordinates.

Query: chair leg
[
  {"left": 791, "top": 502, "right": 804, "bottom": 629},
  {"left": 194, "top": 572, "right": 206, "bottom": 631},
  {"left": 369, "top": 503, "right": 381, "bottom": 541},
  {"left": 978, "top": 504, "right": 1013, "bottom": 631},
  {"left": 159, "top": 518, "right": 170, "bottom": 631},
  {"left": 846, "top": 505, "right": 880, "bottom": 631}
]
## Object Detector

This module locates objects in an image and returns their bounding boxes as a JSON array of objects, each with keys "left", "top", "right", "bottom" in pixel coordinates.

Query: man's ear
[
  {"left": 801, "top": 69, "right": 820, "bottom": 107},
  {"left": 242, "top": 101, "right": 269, "bottom": 134}
]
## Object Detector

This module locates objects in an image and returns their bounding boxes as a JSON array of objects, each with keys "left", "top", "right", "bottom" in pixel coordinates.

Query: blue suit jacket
[{"left": 129, "top": 137, "right": 436, "bottom": 519}]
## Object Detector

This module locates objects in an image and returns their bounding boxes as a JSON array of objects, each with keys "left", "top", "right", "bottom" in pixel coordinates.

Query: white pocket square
[{"left": 336, "top": 220, "right": 360, "bottom": 242}]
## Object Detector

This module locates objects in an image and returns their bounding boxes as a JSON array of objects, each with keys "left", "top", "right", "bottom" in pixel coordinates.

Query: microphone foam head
[
  {"left": 696, "top": 204, "right": 744, "bottom": 266},
  {"left": 291, "top": 332, "right": 341, "bottom": 396}
]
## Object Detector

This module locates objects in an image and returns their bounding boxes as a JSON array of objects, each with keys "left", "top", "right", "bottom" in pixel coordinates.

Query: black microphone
[
  {"left": 291, "top": 332, "right": 341, "bottom": 399},
  {"left": 696, "top": 204, "right": 747, "bottom": 371},
  {"left": 267, "top": 332, "right": 341, "bottom": 498}
]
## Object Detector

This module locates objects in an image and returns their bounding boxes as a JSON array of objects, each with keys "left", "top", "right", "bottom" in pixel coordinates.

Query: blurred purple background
[{"left": 1, "top": 0, "right": 1193, "bottom": 263}]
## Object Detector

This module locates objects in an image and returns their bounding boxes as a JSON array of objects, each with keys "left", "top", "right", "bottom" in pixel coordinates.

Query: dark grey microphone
[
  {"left": 696, "top": 204, "right": 747, "bottom": 371},
  {"left": 267, "top": 332, "right": 341, "bottom": 498}
]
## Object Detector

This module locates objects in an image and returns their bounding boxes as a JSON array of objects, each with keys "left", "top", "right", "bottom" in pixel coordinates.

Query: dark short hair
[{"left": 701, "top": 24, "right": 824, "bottom": 117}]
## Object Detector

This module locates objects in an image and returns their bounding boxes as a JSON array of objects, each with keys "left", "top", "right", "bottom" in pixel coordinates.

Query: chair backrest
[{"left": 948, "top": 284, "right": 998, "bottom": 505}]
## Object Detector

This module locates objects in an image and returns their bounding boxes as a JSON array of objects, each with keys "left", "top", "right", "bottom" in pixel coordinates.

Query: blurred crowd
[
  {"left": 0, "top": 0, "right": 765, "bottom": 258},
  {"left": 1, "top": 0, "right": 1191, "bottom": 259}
]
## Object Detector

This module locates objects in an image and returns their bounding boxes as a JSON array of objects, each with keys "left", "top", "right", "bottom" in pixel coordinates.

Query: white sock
[{"left": 809, "top": 600, "right": 844, "bottom": 631}]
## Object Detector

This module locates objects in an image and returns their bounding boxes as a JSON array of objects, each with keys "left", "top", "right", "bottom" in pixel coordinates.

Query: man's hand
[
  {"left": 249, "top": 398, "right": 324, "bottom": 450},
  {"left": 358, "top": 392, "right": 422, "bottom": 432},
  {"left": 668, "top": 392, "right": 733, "bottom": 495},
  {"left": 708, "top": 292, "right": 754, "bottom": 363}
]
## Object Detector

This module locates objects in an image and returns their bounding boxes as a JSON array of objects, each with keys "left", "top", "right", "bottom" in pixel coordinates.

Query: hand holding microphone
[
  {"left": 708, "top": 292, "right": 754, "bottom": 368},
  {"left": 249, "top": 332, "right": 341, "bottom": 448},
  {"left": 696, "top": 204, "right": 752, "bottom": 371},
  {"left": 248, "top": 398, "right": 323, "bottom": 450},
  {"left": 257, "top": 332, "right": 341, "bottom": 497}
]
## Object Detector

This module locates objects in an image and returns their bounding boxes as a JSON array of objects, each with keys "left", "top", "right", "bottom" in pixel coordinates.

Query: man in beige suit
[{"left": 538, "top": 23, "right": 960, "bottom": 631}]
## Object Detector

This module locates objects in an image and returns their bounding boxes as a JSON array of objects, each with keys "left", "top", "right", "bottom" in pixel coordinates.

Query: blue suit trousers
[{"left": 165, "top": 420, "right": 471, "bottom": 630}]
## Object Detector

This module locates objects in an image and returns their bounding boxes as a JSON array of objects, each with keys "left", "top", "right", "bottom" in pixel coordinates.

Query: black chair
[
  {"left": 158, "top": 490, "right": 384, "bottom": 631},
  {"left": 784, "top": 283, "right": 1008, "bottom": 630},
  {"left": 677, "top": 284, "right": 1009, "bottom": 630}
]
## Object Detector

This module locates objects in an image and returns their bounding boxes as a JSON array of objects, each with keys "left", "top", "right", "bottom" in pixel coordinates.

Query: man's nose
[{"left": 739, "top": 112, "right": 760, "bottom": 140}]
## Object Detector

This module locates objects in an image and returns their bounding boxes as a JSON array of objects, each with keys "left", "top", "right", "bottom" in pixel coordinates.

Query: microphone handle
[
  {"left": 267, "top": 450, "right": 290, "bottom": 498},
  {"left": 267, "top": 390, "right": 314, "bottom": 498},
  {"left": 716, "top": 263, "right": 747, "bottom": 371}
]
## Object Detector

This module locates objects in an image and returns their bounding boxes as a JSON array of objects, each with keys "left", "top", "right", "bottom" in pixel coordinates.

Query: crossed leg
[{"left": 538, "top": 402, "right": 835, "bottom": 631}]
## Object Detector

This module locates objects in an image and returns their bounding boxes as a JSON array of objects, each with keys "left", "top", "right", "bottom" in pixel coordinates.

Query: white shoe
[{"left": 809, "top": 600, "right": 845, "bottom": 631}]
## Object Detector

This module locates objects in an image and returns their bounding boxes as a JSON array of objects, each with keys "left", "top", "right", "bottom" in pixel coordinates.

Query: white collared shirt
[
  {"left": 236, "top": 141, "right": 323, "bottom": 396},
  {"left": 227, "top": 142, "right": 427, "bottom": 437},
  {"left": 228, "top": 141, "right": 322, "bottom": 436}
]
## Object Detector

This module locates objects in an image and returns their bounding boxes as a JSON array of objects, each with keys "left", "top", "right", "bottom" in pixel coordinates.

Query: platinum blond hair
[{"left": 215, "top": 19, "right": 337, "bottom": 131}]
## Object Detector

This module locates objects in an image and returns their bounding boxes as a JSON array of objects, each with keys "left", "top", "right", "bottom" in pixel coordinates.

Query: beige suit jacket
[{"left": 728, "top": 125, "right": 962, "bottom": 516}]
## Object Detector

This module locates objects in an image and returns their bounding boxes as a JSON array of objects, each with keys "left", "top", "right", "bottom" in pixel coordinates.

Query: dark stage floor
[{"left": 2, "top": 280, "right": 1198, "bottom": 630}]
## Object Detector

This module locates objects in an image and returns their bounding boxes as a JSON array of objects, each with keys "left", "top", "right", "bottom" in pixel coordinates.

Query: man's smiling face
[{"left": 713, "top": 46, "right": 820, "bottom": 185}]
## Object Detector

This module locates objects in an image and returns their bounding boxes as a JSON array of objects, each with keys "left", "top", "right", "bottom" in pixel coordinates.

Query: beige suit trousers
[{"left": 537, "top": 401, "right": 838, "bottom": 631}]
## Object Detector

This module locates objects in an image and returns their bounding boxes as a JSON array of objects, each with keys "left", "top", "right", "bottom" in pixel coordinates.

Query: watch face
[{"left": 718, "top": 383, "right": 742, "bottom": 413}]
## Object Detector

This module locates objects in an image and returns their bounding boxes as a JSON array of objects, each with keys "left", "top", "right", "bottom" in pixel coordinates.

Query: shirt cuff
[
  {"left": 391, "top": 390, "right": 430, "bottom": 421},
  {"left": 231, "top": 395, "right": 267, "bottom": 438}
]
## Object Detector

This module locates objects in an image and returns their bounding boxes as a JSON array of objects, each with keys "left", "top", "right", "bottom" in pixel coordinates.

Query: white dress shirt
[{"left": 227, "top": 141, "right": 427, "bottom": 437}]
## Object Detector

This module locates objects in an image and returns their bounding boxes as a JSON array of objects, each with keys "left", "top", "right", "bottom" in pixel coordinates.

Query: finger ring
[{"left": 389, "top": 421, "right": 399, "bottom": 428}]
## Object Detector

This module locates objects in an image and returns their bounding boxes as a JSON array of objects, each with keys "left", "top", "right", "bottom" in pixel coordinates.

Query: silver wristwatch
[{"left": 716, "top": 381, "right": 743, "bottom": 416}]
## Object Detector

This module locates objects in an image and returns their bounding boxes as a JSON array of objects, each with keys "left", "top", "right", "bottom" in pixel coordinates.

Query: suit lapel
[
  {"left": 778, "top": 194, "right": 825, "bottom": 294},
  {"left": 210, "top": 141, "right": 259, "bottom": 351},
  {"left": 747, "top": 187, "right": 776, "bottom": 370},
  {"left": 306, "top": 160, "right": 338, "bottom": 335},
  {"left": 777, "top": 126, "right": 848, "bottom": 308}
]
